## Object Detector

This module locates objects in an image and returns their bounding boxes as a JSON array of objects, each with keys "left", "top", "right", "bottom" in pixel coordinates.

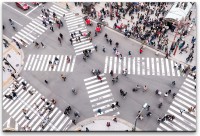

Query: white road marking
[
  {"left": 66, "top": 56, "right": 72, "bottom": 72},
  {"left": 87, "top": 81, "right": 108, "bottom": 90},
  {"left": 118, "top": 58, "right": 121, "bottom": 74},
  {"left": 165, "top": 59, "right": 170, "bottom": 76},
  {"left": 132, "top": 57, "right": 135, "bottom": 75},
  {"left": 142, "top": 57, "right": 145, "bottom": 75},
  {"left": 128, "top": 57, "right": 131, "bottom": 74},
  {"left": 24, "top": 55, "right": 31, "bottom": 70},
  {"left": 25, "top": 5, "right": 39, "bottom": 16},
  {"left": 88, "top": 85, "right": 109, "bottom": 94},
  {"left": 114, "top": 57, "right": 117, "bottom": 74},
  {"left": 161, "top": 58, "right": 165, "bottom": 76},
  {"left": 70, "top": 56, "right": 76, "bottom": 72},
  {"left": 104, "top": 56, "right": 108, "bottom": 73},
  {"left": 44, "top": 55, "right": 51, "bottom": 71},
  {"left": 32, "top": 55, "right": 39, "bottom": 71},
  {"left": 171, "top": 60, "right": 175, "bottom": 76},
  {"left": 28, "top": 55, "right": 35, "bottom": 70},
  {"left": 3, "top": 3, "right": 33, "bottom": 20},
  {"left": 137, "top": 57, "right": 140, "bottom": 75},
  {"left": 89, "top": 89, "right": 111, "bottom": 98},
  {"left": 62, "top": 56, "right": 67, "bottom": 72},
  {"left": 57, "top": 55, "right": 64, "bottom": 71},
  {"left": 146, "top": 57, "right": 150, "bottom": 75},
  {"left": 123, "top": 57, "right": 126, "bottom": 71},
  {"left": 36, "top": 55, "right": 43, "bottom": 71},
  {"left": 109, "top": 57, "right": 113, "bottom": 74},
  {"left": 156, "top": 58, "right": 160, "bottom": 76}
]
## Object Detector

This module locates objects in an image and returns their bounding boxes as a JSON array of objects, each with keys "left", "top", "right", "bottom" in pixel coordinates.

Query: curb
[
  {"left": 69, "top": 116, "right": 141, "bottom": 131},
  {"left": 3, "top": 35, "right": 25, "bottom": 90}
]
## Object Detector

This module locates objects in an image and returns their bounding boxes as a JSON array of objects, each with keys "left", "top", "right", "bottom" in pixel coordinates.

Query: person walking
[
  {"left": 109, "top": 39, "right": 112, "bottom": 45},
  {"left": 111, "top": 104, "right": 115, "bottom": 109},
  {"left": 22, "top": 109, "right": 28, "bottom": 115},
  {"left": 25, "top": 115, "right": 31, "bottom": 120},
  {"left": 44, "top": 80, "right": 48, "bottom": 84},
  {"left": 72, "top": 119, "right": 76, "bottom": 125},
  {"left": 61, "top": 74, "right": 66, "bottom": 81},
  {"left": 180, "top": 109, "right": 185, "bottom": 115},
  {"left": 86, "top": 127, "right": 89, "bottom": 131},
  {"left": 115, "top": 101, "right": 120, "bottom": 107},
  {"left": 12, "top": 91, "right": 17, "bottom": 98},
  {"left": 50, "top": 26, "right": 54, "bottom": 32},
  {"left": 106, "top": 122, "right": 111, "bottom": 127},
  {"left": 69, "top": 38, "right": 73, "bottom": 45},
  {"left": 59, "top": 33, "right": 63, "bottom": 40},
  {"left": 97, "top": 108, "right": 102, "bottom": 114},
  {"left": 104, "top": 33, "right": 108, "bottom": 38},
  {"left": 128, "top": 51, "right": 131, "bottom": 57},
  {"left": 67, "top": 56, "right": 70, "bottom": 63},
  {"left": 71, "top": 33, "right": 74, "bottom": 39},
  {"left": 102, "top": 46, "right": 106, "bottom": 52},
  {"left": 97, "top": 75, "right": 102, "bottom": 82},
  {"left": 94, "top": 44, "right": 97, "bottom": 51},
  {"left": 143, "top": 85, "right": 147, "bottom": 92},
  {"left": 139, "top": 47, "right": 143, "bottom": 54},
  {"left": 66, "top": 3, "right": 69, "bottom": 9},
  {"left": 110, "top": 70, "right": 114, "bottom": 76},
  {"left": 34, "top": 103, "right": 39, "bottom": 109},
  {"left": 58, "top": 37, "right": 61, "bottom": 44},
  {"left": 4, "top": 94, "right": 13, "bottom": 100},
  {"left": 41, "top": 42, "right": 45, "bottom": 48}
]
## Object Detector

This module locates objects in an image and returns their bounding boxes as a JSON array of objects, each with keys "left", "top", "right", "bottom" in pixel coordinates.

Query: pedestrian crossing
[
  {"left": 157, "top": 75, "right": 196, "bottom": 131},
  {"left": 23, "top": 54, "right": 76, "bottom": 72},
  {"left": 48, "top": 4, "right": 94, "bottom": 56},
  {"left": 12, "top": 18, "right": 48, "bottom": 46},
  {"left": 84, "top": 74, "right": 120, "bottom": 116},
  {"left": 3, "top": 77, "right": 72, "bottom": 131},
  {"left": 104, "top": 56, "right": 184, "bottom": 77}
]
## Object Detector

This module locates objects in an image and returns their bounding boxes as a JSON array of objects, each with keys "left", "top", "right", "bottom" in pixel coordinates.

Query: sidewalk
[
  {"left": 69, "top": 116, "right": 139, "bottom": 131},
  {"left": 2, "top": 35, "right": 24, "bottom": 91},
  {"left": 56, "top": 2, "right": 196, "bottom": 67}
]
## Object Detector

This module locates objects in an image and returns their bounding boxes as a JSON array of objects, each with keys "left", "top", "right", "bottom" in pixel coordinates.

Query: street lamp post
[{"left": 133, "top": 103, "right": 148, "bottom": 131}]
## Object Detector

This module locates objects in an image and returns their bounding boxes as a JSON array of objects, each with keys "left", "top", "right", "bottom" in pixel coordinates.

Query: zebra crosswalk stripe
[
  {"left": 161, "top": 58, "right": 165, "bottom": 76},
  {"left": 84, "top": 75, "right": 120, "bottom": 116},
  {"left": 57, "top": 55, "right": 64, "bottom": 71},
  {"left": 24, "top": 55, "right": 31, "bottom": 70},
  {"left": 109, "top": 57, "right": 113, "bottom": 73},
  {"left": 132, "top": 57, "right": 135, "bottom": 75},
  {"left": 146, "top": 57, "right": 150, "bottom": 75},
  {"left": 28, "top": 55, "right": 35, "bottom": 71},
  {"left": 36, "top": 55, "right": 43, "bottom": 71},
  {"left": 128, "top": 58, "right": 131, "bottom": 74},
  {"left": 40, "top": 55, "right": 47, "bottom": 71},
  {"left": 3, "top": 77, "right": 72, "bottom": 131},
  {"left": 142, "top": 57, "right": 145, "bottom": 75},
  {"left": 24, "top": 55, "right": 76, "bottom": 72},
  {"left": 157, "top": 75, "right": 196, "bottom": 131},
  {"left": 104, "top": 56, "right": 183, "bottom": 77},
  {"left": 113, "top": 57, "right": 117, "bottom": 74},
  {"left": 32, "top": 55, "right": 39, "bottom": 71},
  {"left": 104, "top": 56, "right": 108, "bottom": 73}
]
